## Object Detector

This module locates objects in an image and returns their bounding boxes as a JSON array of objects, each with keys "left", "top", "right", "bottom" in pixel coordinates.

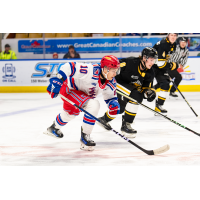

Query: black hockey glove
[{"left": 143, "top": 88, "right": 156, "bottom": 102}]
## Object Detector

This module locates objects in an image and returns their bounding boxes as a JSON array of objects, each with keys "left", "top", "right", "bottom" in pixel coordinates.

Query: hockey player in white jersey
[{"left": 43, "top": 55, "right": 120, "bottom": 151}]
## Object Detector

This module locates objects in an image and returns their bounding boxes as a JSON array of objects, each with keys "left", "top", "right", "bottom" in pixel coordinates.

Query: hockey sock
[
  {"left": 124, "top": 101, "right": 139, "bottom": 123},
  {"left": 157, "top": 89, "right": 168, "bottom": 105},
  {"left": 82, "top": 99, "right": 100, "bottom": 134},
  {"left": 105, "top": 111, "right": 115, "bottom": 122},
  {"left": 55, "top": 113, "right": 69, "bottom": 129},
  {"left": 154, "top": 83, "right": 160, "bottom": 90}
]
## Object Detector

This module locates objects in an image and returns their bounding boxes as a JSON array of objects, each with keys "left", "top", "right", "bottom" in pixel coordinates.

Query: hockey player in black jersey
[
  {"left": 98, "top": 47, "right": 158, "bottom": 137},
  {"left": 153, "top": 33, "right": 178, "bottom": 114},
  {"left": 154, "top": 36, "right": 189, "bottom": 98}
]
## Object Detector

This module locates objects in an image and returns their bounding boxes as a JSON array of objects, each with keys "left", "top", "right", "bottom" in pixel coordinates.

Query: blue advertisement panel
[
  {"left": 188, "top": 37, "right": 200, "bottom": 51},
  {"left": 18, "top": 37, "right": 161, "bottom": 54}
]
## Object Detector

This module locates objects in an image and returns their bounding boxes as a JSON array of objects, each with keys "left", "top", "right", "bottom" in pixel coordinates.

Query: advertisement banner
[
  {"left": 178, "top": 58, "right": 200, "bottom": 85},
  {"left": 0, "top": 58, "right": 200, "bottom": 92},
  {"left": 188, "top": 37, "right": 200, "bottom": 51},
  {"left": 18, "top": 37, "right": 160, "bottom": 54},
  {"left": 0, "top": 59, "right": 101, "bottom": 87}
]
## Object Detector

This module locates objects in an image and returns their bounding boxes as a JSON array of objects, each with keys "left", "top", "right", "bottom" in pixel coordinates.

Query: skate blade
[
  {"left": 80, "top": 142, "right": 94, "bottom": 151},
  {"left": 169, "top": 96, "right": 178, "bottom": 100},
  {"left": 121, "top": 131, "right": 136, "bottom": 138},
  {"left": 43, "top": 131, "right": 63, "bottom": 139}
]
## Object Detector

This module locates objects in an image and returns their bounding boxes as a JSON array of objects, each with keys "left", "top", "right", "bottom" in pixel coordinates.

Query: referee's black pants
[{"left": 168, "top": 69, "right": 182, "bottom": 93}]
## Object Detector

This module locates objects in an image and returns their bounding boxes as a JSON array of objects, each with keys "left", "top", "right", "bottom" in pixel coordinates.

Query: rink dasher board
[{"left": 0, "top": 58, "right": 200, "bottom": 93}]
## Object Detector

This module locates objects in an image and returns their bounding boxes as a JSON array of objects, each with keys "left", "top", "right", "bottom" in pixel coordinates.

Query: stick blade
[{"left": 153, "top": 144, "right": 170, "bottom": 155}]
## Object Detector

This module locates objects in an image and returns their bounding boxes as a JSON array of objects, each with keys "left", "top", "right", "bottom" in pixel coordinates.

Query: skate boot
[
  {"left": 43, "top": 122, "right": 64, "bottom": 138},
  {"left": 169, "top": 91, "right": 178, "bottom": 98},
  {"left": 97, "top": 115, "right": 112, "bottom": 130},
  {"left": 80, "top": 127, "right": 96, "bottom": 151},
  {"left": 121, "top": 115, "right": 137, "bottom": 138},
  {"left": 155, "top": 101, "right": 167, "bottom": 116}
]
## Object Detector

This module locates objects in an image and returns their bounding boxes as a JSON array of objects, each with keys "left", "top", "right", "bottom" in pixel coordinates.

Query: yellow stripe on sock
[
  {"left": 106, "top": 111, "right": 115, "bottom": 120},
  {"left": 125, "top": 110, "right": 136, "bottom": 116},
  {"left": 160, "top": 89, "right": 169, "bottom": 92},
  {"left": 158, "top": 96, "right": 166, "bottom": 101}
]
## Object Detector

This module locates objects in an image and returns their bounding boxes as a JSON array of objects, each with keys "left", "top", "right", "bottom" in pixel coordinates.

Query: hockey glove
[
  {"left": 108, "top": 100, "right": 120, "bottom": 116},
  {"left": 47, "top": 77, "right": 63, "bottom": 98},
  {"left": 143, "top": 88, "right": 156, "bottom": 102}
]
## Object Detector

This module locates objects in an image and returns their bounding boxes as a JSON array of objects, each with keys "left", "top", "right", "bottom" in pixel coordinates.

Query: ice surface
[{"left": 0, "top": 92, "right": 200, "bottom": 166}]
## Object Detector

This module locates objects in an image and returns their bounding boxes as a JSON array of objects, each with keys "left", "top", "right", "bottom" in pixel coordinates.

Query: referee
[{"left": 168, "top": 37, "right": 189, "bottom": 97}]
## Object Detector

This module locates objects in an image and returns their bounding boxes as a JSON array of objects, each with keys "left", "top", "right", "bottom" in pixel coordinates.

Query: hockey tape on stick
[
  {"left": 117, "top": 89, "right": 200, "bottom": 137},
  {"left": 58, "top": 93, "right": 169, "bottom": 155}
]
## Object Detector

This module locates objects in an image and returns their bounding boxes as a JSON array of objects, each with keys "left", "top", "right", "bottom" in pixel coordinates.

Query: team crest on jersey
[
  {"left": 93, "top": 66, "right": 101, "bottom": 76},
  {"left": 92, "top": 66, "right": 101, "bottom": 80}
]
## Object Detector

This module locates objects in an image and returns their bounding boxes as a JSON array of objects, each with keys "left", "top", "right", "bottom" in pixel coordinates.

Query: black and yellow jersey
[
  {"left": 153, "top": 37, "right": 177, "bottom": 72},
  {"left": 115, "top": 57, "right": 155, "bottom": 90}
]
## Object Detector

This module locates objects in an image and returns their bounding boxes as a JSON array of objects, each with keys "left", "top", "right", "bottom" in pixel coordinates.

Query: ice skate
[
  {"left": 43, "top": 122, "right": 64, "bottom": 138},
  {"left": 80, "top": 127, "right": 96, "bottom": 151},
  {"left": 169, "top": 91, "right": 178, "bottom": 98},
  {"left": 155, "top": 101, "right": 167, "bottom": 116},
  {"left": 97, "top": 115, "right": 112, "bottom": 130},
  {"left": 121, "top": 115, "right": 137, "bottom": 138}
]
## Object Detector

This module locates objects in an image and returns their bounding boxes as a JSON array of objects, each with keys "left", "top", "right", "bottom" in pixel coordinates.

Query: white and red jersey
[{"left": 57, "top": 62, "right": 117, "bottom": 104}]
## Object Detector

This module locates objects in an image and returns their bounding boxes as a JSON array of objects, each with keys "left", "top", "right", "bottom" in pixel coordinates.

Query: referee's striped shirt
[{"left": 168, "top": 45, "right": 189, "bottom": 67}]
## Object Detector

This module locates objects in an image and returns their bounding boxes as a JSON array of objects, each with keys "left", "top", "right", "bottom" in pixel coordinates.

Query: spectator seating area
[
  {"left": 13, "top": 33, "right": 122, "bottom": 38},
  {"left": 5, "top": 33, "right": 200, "bottom": 39}
]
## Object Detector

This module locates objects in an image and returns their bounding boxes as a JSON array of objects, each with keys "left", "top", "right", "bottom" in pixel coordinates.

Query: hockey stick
[
  {"left": 116, "top": 90, "right": 200, "bottom": 137},
  {"left": 169, "top": 77, "right": 199, "bottom": 118},
  {"left": 58, "top": 93, "right": 169, "bottom": 155}
]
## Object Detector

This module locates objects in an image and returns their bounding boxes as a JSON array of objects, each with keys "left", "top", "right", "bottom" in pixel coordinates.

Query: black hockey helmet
[
  {"left": 179, "top": 36, "right": 188, "bottom": 43},
  {"left": 142, "top": 47, "right": 158, "bottom": 60},
  {"left": 168, "top": 33, "right": 178, "bottom": 36}
]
